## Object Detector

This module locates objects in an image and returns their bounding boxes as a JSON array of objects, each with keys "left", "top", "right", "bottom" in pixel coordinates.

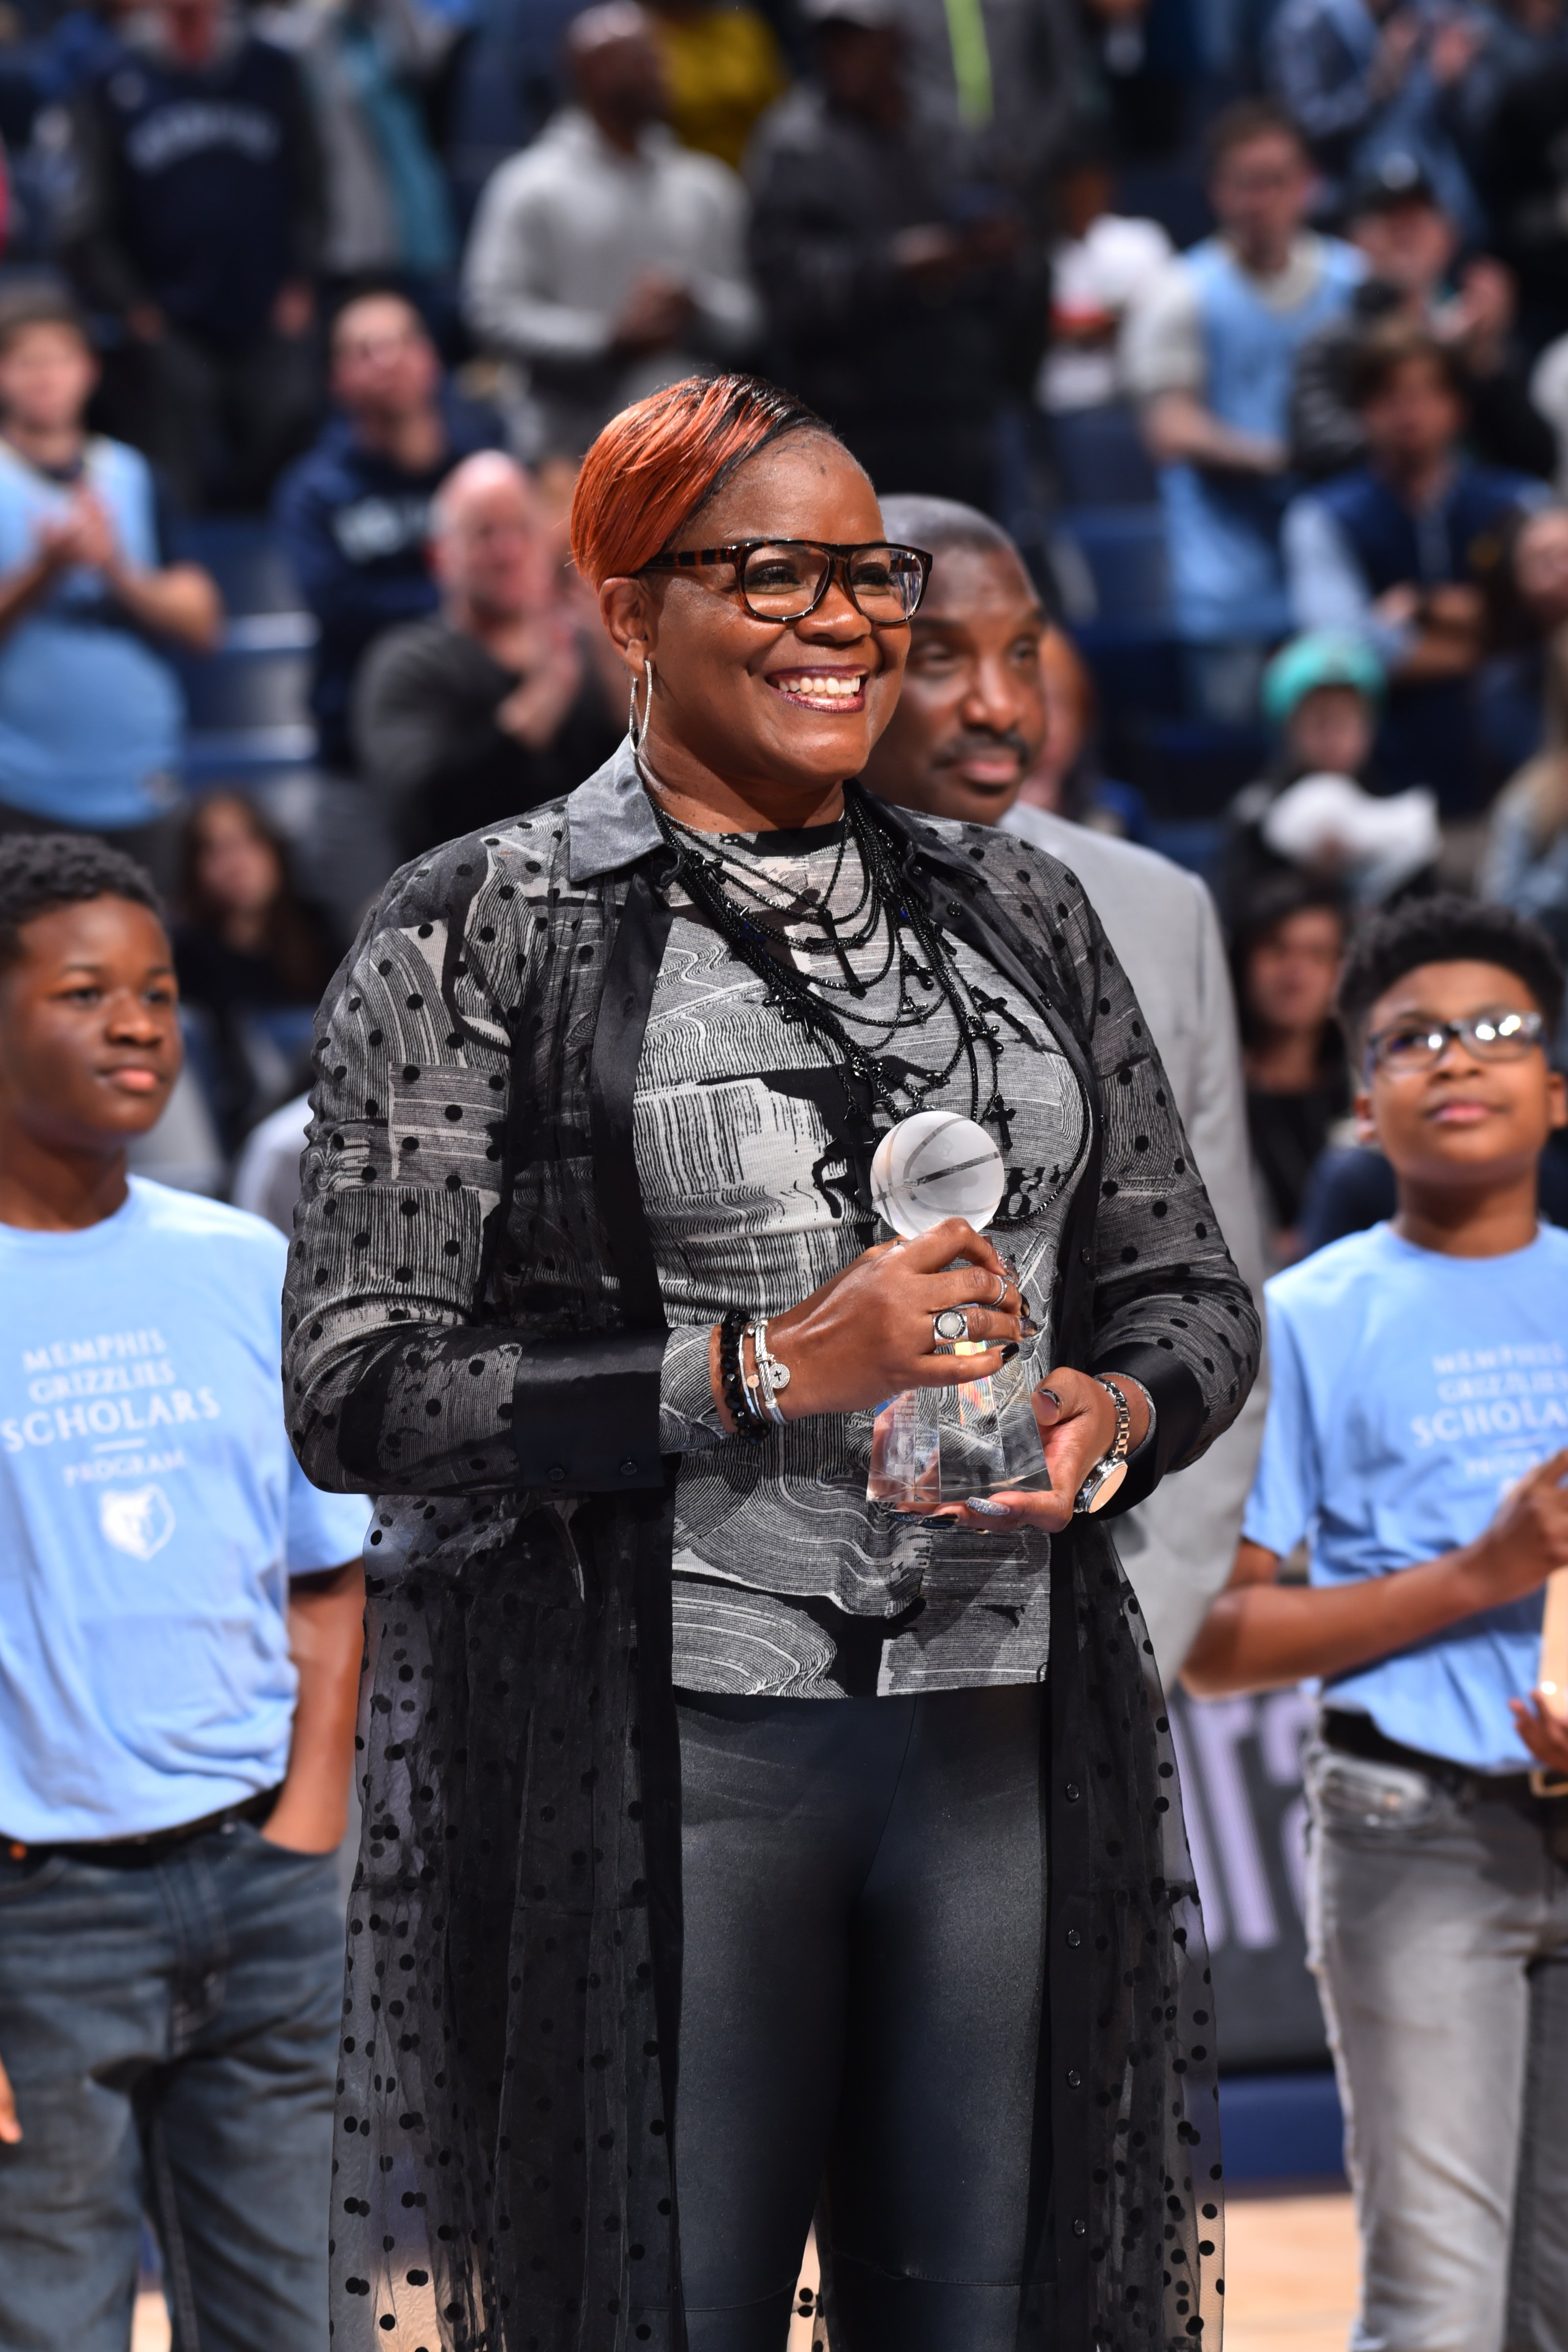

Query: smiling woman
[
  {"left": 578, "top": 375, "right": 919, "bottom": 817},
  {"left": 285, "top": 372, "right": 1260, "bottom": 2352}
]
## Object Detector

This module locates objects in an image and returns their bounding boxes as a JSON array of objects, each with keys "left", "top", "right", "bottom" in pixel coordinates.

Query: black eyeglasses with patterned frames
[
  {"left": 1364, "top": 1008, "right": 1547, "bottom": 1077},
  {"left": 640, "top": 540, "right": 933, "bottom": 625}
]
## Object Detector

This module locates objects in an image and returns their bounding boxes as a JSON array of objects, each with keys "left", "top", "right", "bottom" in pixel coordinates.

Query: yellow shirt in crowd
[{"left": 651, "top": 2, "right": 792, "bottom": 172}]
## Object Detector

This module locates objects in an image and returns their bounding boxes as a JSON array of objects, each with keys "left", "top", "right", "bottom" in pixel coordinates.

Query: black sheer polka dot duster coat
[{"left": 282, "top": 741, "right": 1260, "bottom": 2352}]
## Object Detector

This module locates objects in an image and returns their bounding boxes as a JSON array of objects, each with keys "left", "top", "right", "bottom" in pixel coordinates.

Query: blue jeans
[{"left": 0, "top": 1818, "right": 343, "bottom": 2352}]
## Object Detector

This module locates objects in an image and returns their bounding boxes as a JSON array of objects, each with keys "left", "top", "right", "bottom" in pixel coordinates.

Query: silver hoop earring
[{"left": 628, "top": 654, "right": 653, "bottom": 749}]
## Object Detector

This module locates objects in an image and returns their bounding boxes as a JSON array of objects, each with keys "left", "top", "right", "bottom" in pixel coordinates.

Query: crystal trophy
[
  {"left": 865, "top": 1111, "right": 1051, "bottom": 1514},
  {"left": 1533, "top": 1567, "right": 1568, "bottom": 1797}
]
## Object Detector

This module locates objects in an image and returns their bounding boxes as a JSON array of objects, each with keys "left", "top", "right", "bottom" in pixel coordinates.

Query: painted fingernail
[
  {"left": 1036, "top": 1387, "right": 1061, "bottom": 1409},
  {"left": 1000, "top": 1343, "right": 1020, "bottom": 1362}
]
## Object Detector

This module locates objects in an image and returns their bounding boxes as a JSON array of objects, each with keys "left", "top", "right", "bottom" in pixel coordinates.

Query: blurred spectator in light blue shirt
[
  {"left": 0, "top": 288, "right": 221, "bottom": 884},
  {"left": 1122, "top": 99, "right": 1361, "bottom": 719}
]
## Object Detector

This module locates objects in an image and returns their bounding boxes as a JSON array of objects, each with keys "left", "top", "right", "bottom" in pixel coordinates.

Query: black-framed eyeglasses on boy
[{"left": 1365, "top": 1008, "right": 1547, "bottom": 1076}]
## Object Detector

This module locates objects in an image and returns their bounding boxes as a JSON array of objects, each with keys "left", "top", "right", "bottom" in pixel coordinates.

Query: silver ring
[
  {"left": 992, "top": 1271, "right": 1010, "bottom": 1308},
  {"left": 933, "top": 1307, "right": 971, "bottom": 1344}
]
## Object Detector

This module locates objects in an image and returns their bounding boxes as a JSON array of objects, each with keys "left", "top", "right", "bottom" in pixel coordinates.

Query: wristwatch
[{"left": 1073, "top": 1376, "right": 1134, "bottom": 1515}]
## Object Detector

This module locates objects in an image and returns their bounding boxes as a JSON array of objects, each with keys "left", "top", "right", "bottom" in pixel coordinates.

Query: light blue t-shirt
[
  {"left": 1161, "top": 233, "right": 1363, "bottom": 643},
  {"left": 0, "top": 1179, "right": 369, "bottom": 1841},
  {"left": 1244, "top": 1221, "right": 1568, "bottom": 1771},
  {"left": 0, "top": 435, "right": 186, "bottom": 829}
]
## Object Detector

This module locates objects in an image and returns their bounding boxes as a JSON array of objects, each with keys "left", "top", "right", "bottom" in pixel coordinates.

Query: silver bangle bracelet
[{"left": 752, "top": 1319, "right": 792, "bottom": 1426}]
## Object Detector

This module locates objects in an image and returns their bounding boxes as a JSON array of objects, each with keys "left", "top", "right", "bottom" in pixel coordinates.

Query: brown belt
[{"left": 4, "top": 1785, "right": 281, "bottom": 1868}]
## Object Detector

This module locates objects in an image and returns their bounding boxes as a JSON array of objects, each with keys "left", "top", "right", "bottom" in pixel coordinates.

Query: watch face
[{"left": 1081, "top": 1457, "right": 1128, "bottom": 1514}]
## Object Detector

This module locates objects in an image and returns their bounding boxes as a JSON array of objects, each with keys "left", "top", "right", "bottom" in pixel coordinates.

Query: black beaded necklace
[{"left": 642, "top": 766, "right": 1011, "bottom": 1139}]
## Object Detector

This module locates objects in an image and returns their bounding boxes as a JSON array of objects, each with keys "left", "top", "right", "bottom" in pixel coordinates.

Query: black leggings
[{"left": 673, "top": 1685, "right": 1048, "bottom": 2352}]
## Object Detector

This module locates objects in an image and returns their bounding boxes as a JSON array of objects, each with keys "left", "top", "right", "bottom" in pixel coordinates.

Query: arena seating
[
  {"left": 170, "top": 518, "right": 398, "bottom": 936},
  {"left": 170, "top": 518, "right": 318, "bottom": 784},
  {"left": 1047, "top": 402, "right": 1159, "bottom": 510},
  {"left": 1049, "top": 488, "right": 1266, "bottom": 866}
]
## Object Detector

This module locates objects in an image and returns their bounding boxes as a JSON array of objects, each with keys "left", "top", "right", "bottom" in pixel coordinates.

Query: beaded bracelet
[{"left": 719, "top": 1311, "right": 768, "bottom": 1442}]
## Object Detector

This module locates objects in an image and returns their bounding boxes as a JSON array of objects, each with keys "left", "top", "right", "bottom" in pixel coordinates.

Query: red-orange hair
[{"left": 569, "top": 373, "right": 835, "bottom": 590}]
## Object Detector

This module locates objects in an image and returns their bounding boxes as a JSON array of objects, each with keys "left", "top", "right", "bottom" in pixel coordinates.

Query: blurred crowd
[{"left": 5, "top": 0, "right": 1568, "bottom": 1255}]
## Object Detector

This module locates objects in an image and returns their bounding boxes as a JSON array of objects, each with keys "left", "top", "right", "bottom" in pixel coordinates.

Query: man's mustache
[{"left": 935, "top": 729, "right": 1032, "bottom": 771}]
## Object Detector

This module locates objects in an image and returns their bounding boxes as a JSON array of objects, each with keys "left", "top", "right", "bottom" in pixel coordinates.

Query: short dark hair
[
  {"left": 1232, "top": 868, "right": 1348, "bottom": 957},
  {"left": 1349, "top": 321, "right": 1466, "bottom": 410},
  {"left": 1204, "top": 98, "right": 1306, "bottom": 175},
  {"left": 0, "top": 286, "right": 91, "bottom": 362},
  {"left": 1336, "top": 894, "right": 1565, "bottom": 1050},
  {"left": 876, "top": 493, "right": 1022, "bottom": 566},
  {"left": 1229, "top": 871, "right": 1350, "bottom": 1054},
  {"left": 328, "top": 281, "right": 429, "bottom": 350},
  {"left": 0, "top": 833, "right": 163, "bottom": 971}
]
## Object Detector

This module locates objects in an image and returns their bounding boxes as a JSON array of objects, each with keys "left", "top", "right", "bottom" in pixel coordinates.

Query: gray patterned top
[{"left": 643, "top": 819, "right": 1087, "bottom": 1697}]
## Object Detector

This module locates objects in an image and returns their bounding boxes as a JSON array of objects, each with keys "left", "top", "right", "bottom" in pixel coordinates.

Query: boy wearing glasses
[{"left": 1187, "top": 894, "right": 1568, "bottom": 2352}]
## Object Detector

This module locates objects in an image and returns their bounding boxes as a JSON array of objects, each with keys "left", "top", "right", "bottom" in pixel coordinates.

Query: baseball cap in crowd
[
  {"left": 1263, "top": 632, "right": 1386, "bottom": 727},
  {"left": 1344, "top": 152, "right": 1440, "bottom": 219},
  {"left": 799, "top": 0, "right": 900, "bottom": 25}
]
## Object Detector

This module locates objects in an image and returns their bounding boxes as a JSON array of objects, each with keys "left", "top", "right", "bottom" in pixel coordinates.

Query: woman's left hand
[{"left": 937, "top": 1366, "right": 1149, "bottom": 1534}]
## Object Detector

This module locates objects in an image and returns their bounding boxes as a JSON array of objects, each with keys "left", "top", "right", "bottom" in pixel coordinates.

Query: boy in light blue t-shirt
[
  {"left": 0, "top": 835, "right": 367, "bottom": 2352},
  {"left": 1188, "top": 895, "right": 1568, "bottom": 2352},
  {"left": 0, "top": 289, "right": 220, "bottom": 871}
]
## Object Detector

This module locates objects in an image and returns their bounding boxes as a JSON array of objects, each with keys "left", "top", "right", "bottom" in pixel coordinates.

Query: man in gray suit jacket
[{"left": 866, "top": 494, "right": 1268, "bottom": 1679}]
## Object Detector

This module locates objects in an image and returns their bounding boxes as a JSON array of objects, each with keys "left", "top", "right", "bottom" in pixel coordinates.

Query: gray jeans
[{"left": 1304, "top": 1735, "right": 1568, "bottom": 2352}]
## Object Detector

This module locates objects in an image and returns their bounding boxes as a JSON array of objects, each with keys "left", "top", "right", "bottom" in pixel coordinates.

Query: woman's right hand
[{"left": 711, "top": 1217, "right": 1027, "bottom": 1428}]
